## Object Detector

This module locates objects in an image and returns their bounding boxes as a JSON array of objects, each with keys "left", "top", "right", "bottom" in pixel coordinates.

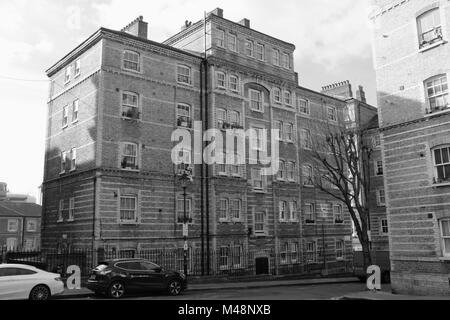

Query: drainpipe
[{"left": 200, "top": 59, "right": 205, "bottom": 276}]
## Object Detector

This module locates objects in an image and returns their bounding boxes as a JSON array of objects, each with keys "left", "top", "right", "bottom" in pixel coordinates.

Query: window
[
  {"left": 26, "top": 219, "right": 37, "bottom": 232},
  {"left": 121, "top": 92, "right": 139, "bottom": 119},
  {"left": 217, "top": 72, "right": 226, "bottom": 88},
  {"left": 6, "top": 239, "right": 17, "bottom": 251},
  {"left": 278, "top": 160, "right": 286, "bottom": 181},
  {"left": 336, "top": 240, "right": 344, "bottom": 260},
  {"left": 120, "top": 195, "right": 138, "bottom": 223},
  {"left": 62, "top": 105, "right": 69, "bottom": 128},
  {"left": 297, "top": 98, "right": 309, "bottom": 115},
  {"left": 274, "top": 121, "right": 283, "bottom": 140},
  {"left": 279, "top": 201, "right": 287, "bottom": 221},
  {"left": 251, "top": 127, "right": 266, "bottom": 151},
  {"left": 219, "top": 247, "right": 229, "bottom": 269},
  {"left": 425, "top": 75, "right": 448, "bottom": 113},
  {"left": 439, "top": 219, "right": 450, "bottom": 257},
  {"left": 381, "top": 218, "right": 389, "bottom": 235},
  {"left": 255, "top": 43, "right": 264, "bottom": 61},
  {"left": 302, "top": 165, "right": 314, "bottom": 186},
  {"left": 417, "top": 8, "right": 442, "bottom": 49},
  {"left": 304, "top": 203, "right": 315, "bottom": 223},
  {"left": 230, "top": 199, "right": 241, "bottom": 220},
  {"left": 228, "top": 33, "right": 237, "bottom": 52},
  {"left": 373, "top": 135, "right": 381, "bottom": 148},
  {"left": 229, "top": 75, "right": 239, "bottom": 92},
  {"left": 64, "top": 66, "right": 71, "bottom": 83},
  {"left": 377, "top": 189, "right": 386, "bottom": 206},
  {"left": 252, "top": 168, "right": 265, "bottom": 191},
  {"left": 334, "top": 204, "right": 343, "bottom": 223},
  {"left": 68, "top": 197, "right": 75, "bottom": 221},
  {"left": 176, "top": 197, "right": 192, "bottom": 224},
  {"left": 70, "top": 148, "right": 77, "bottom": 171},
  {"left": 177, "top": 104, "right": 192, "bottom": 128},
  {"left": 245, "top": 40, "right": 254, "bottom": 57},
  {"left": 306, "top": 241, "right": 317, "bottom": 263},
  {"left": 58, "top": 199, "right": 64, "bottom": 222},
  {"left": 229, "top": 111, "right": 240, "bottom": 127},
  {"left": 291, "top": 242, "right": 299, "bottom": 263},
  {"left": 433, "top": 145, "right": 450, "bottom": 183},
  {"left": 289, "top": 201, "right": 297, "bottom": 221},
  {"left": 327, "top": 106, "right": 337, "bottom": 122},
  {"left": 232, "top": 246, "right": 242, "bottom": 267},
  {"left": 218, "top": 199, "right": 228, "bottom": 221},
  {"left": 300, "top": 129, "right": 311, "bottom": 149},
  {"left": 284, "top": 123, "right": 294, "bottom": 142},
  {"left": 281, "top": 53, "right": 290, "bottom": 69},
  {"left": 123, "top": 50, "right": 140, "bottom": 72},
  {"left": 280, "top": 242, "right": 289, "bottom": 264},
  {"left": 287, "top": 162, "right": 295, "bottom": 181},
  {"left": 273, "top": 88, "right": 281, "bottom": 103},
  {"left": 74, "top": 59, "right": 81, "bottom": 77},
  {"left": 230, "top": 154, "right": 241, "bottom": 176},
  {"left": 177, "top": 65, "right": 192, "bottom": 85},
  {"left": 284, "top": 91, "right": 292, "bottom": 106},
  {"left": 273, "top": 49, "right": 280, "bottom": 66},
  {"left": 217, "top": 108, "right": 227, "bottom": 130},
  {"left": 121, "top": 142, "right": 139, "bottom": 170},
  {"left": 376, "top": 160, "right": 383, "bottom": 176},
  {"left": 7, "top": 219, "right": 18, "bottom": 232},
  {"left": 249, "top": 89, "right": 263, "bottom": 112},
  {"left": 216, "top": 29, "right": 225, "bottom": 47},
  {"left": 254, "top": 212, "right": 266, "bottom": 236},
  {"left": 60, "top": 151, "right": 67, "bottom": 174},
  {"left": 72, "top": 100, "right": 79, "bottom": 123}
]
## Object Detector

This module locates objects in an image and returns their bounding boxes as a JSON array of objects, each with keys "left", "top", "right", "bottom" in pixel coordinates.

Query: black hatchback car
[{"left": 87, "top": 258, "right": 187, "bottom": 298}]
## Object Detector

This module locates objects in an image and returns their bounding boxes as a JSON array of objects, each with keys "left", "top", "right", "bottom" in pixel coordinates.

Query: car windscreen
[{"left": 93, "top": 263, "right": 109, "bottom": 271}]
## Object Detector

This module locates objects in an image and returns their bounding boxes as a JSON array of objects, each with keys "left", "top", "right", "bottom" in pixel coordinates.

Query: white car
[{"left": 0, "top": 264, "right": 65, "bottom": 300}]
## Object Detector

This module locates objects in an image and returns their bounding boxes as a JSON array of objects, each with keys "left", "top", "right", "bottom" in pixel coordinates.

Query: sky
[{"left": 0, "top": 0, "right": 379, "bottom": 200}]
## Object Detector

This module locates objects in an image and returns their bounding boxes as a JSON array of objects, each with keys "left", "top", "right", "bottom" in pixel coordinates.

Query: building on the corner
[
  {"left": 370, "top": 0, "right": 450, "bottom": 295},
  {"left": 42, "top": 9, "right": 377, "bottom": 275},
  {"left": 0, "top": 202, "right": 41, "bottom": 251}
]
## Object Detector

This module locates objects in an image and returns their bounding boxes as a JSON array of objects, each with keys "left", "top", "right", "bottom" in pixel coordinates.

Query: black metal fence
[{"left": 0, "top": 247, "right": 353, "bottom": 280}]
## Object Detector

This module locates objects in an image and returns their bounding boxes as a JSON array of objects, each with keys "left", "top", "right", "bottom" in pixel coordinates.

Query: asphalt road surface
[{"left": 70, "top": 282, "right": 387, "bottom": 300}]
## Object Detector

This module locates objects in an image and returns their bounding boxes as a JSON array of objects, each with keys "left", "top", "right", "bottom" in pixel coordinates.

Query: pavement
[
  {"left": 55, "top": 276, "right": 360, "bottom": 299},
  {"left": 337, "top": 290, "right": 450, "bottom": 300}
]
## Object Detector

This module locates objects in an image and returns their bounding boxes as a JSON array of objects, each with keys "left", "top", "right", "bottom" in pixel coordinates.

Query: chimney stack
[
  {"left": 356, "top": 85, "right": 367, "bottom": 103},
  {"left": 121, "top": 16, "right": 148, "bottom": 39},
  {"left": 321, "top": 80, "right": 353, "bottom": 99},
  {"left": 238, "top": 18, "right": 250, "bottom": 28},
  {"left": 0, "top": 182, "right": 7, "bottom": 201},
  {"left": 209, "top": 8, "right": 224, "bottom": 18}
]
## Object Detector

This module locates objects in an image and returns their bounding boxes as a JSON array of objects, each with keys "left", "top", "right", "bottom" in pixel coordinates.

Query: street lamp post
[{"left": 178, "top": 164, "right": 192, "bottom": 277}]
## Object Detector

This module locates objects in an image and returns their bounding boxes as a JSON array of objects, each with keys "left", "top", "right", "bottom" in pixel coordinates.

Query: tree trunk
[{"left": 360, "top": 237, "right": 372, "bottom": 272}]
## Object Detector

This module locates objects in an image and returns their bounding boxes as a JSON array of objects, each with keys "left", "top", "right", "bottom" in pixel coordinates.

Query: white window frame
[
  {"left": 334, "top": 204, "right": 343, "bottom": 223},
  {"left": 177, "top": 103, "right": 192, "bottom": 128},
  {"left": 177, "top": 65, "right": 192, "bottom": 85},
  {"left": 280, "top": 242, "right": 289, "bottom": 264},
  {"left": 274, "top": 120, "right": 283, "bottom": 141},
  {"left": 327, "top": 106, "right": 338, "bottom": 122},
  {"left": 425, "top": 74, "right": 448, "bottom": 113},
  {"left": 284, "top": 90, "right": 292, "bottom": 106},
  {"left": 72, "top": 99, "right": 79, "bottom": 123},
  {"left": 417, "top": 8, "right": 443, "bottom": 49},
  {"left": 216, "top": 29, "right": 225, "bottom": 47},
  {"left": 289, "top": 201, "right": 297, "bottom": 221},
  {"left": 249, "top": 89, "right": 263, "bottom": 112},
  {"left": 6, "top": 238, "right": 17, "bottom": 251},
  {"left": 60, "top": 151, "right": 67, "bottom": 174},
  {"left": 377, "top": 189, "right": 386, "bottom": 206},
  {"left": 375, "top": 160, "right": 384, "bottom": 176},
  {"left": 273, "top": 49, "right": 280, "bottom": 66},
  {"left": 64, "top": 66, "right": 72, "bottom": 84},
  {"left": 121, "top": 142, "right": 139, "bottom": 171},
  {"left": 176, "top": 196, "right": 193, "bottom": 224},
  {"left": 291, "top": 242, "right": 299, "bottom": 263},
  {"left": 306, "top": 241, "right": 317, "bottom": 263},
  {"left": 251, "top": 168, "right": 265, "bottom": 191},
  {"left": 68, "top": 197, "right": 75, "bottom": 222},
  {"left": 74, "top": 59, "right": 81, "bottom": 78},
  {"left": 245, "top": 39, "right": 254, "bottom": 57},
  {"left": 284, "top": 123, "right": 294, "bottom": 142},
  {"left": 278, "top": 160, "right": 286, "bottom": 181},
  {"left": 219, "top": 246, "right": 229, "bottom": 269},
  {"left": 232, "top": 245, "right": 242, "bottom": 268},
  {"left": 216, "top": 108, "right": 227, "bottom": 130},
  {"left": 70, "top": 148, "right": 77, "bottom": 171},
  {"left": 26, "top": 219, "right": 38, "bottom": 232},
  {"left": 121, "top": 91, "right": 140, "bottom": 119},
  {"left": 297, "top": 98, "right": 310, "bottom": 115},
  {"left": 228, "top": 33, "right": 237, "bottom": 52},
  {"left": 279, "top": 201, "right": 287, "bottom": 222},
  {"left": 287, "top": 162, "right": 296, "bottom": 182},
  {"left": 273, "top": 88, "right": 281, "bottom": 104},
  {"left": 282, "top": 53, "right": 290, "bottom": 69},
  {"left": 7, "top": 219, "right": 18, "bottom": 232},
  {"left": 216, "top": 72, "right": 226, "bottom": 89},
  {"left": 255, "top": 43, "right": 265, "bottom": 61},
  {"left": 229, "top": 75, "right": 239, "bottom": 93},
  {"left": 123, "top": 50, "right": 140, "bottom": 72},
  {"left": 302, "top": 165, "right": 314, "bottom": 186},
  {"left": 432, "top": 145, "right": 450, "bottom": 183},
  {"left": 304, "top": 203, "right": 315, "bottom": 223},
  {"left": 439, "top": 219, "right": 450, "bottom": 257},
  {"left": 336, "top": 239, "right": 344, "bottom": 260},
  {"left": 230, "top": 199, "right": 242, "bottom": 221},
  {"left": 229, "top": 110, "right": 240, "bottom": 127},
  {"left": 254, "top": 211, "right": 266, "bottom": 236},
  {"left": 381, "top": 218, "right": 389, "bottom": 235},
  {"left": 218, "top": 198, "right": 228, "bottom": 222},
  {"left": 62, "top": 105, "right": 69, "bottom": 128},
  {"left": 119, "top": 194, "right": 138, "bottom": 224}
]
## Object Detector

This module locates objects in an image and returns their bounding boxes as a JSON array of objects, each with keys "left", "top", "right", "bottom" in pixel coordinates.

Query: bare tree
[{"left": 309, "top": 126, "right": 373, "bottom": 271}]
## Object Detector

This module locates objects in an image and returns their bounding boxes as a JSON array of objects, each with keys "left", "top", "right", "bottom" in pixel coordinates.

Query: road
[{"left": 69, "top": 282, "right": 389, "bottom": 300}]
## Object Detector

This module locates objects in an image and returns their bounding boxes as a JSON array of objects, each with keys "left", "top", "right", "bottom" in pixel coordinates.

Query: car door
[
  {"left": 138, "top": 262, "right": 165, "bottom": 290},
  {"left": 115, "top": 261, "right": 149, "bottom": 292},
  {"left": 0, "top": 267, "right": 36, "bottom": 300}
]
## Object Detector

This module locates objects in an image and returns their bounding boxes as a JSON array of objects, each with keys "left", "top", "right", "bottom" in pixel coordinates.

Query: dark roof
[
  {"left": 365, "top": 115, "right": 380, "bottom": 130},
  {"left": 0, "top": 202, "right": 42, "bottom": 218}
]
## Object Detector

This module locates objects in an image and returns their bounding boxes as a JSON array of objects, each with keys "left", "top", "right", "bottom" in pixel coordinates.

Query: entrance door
[{"left": 255, "top": 257, "right": 269, "bottom": 275}]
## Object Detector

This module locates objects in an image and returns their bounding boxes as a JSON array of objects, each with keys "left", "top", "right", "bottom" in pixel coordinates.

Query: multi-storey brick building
[
  {"left": 371, "top": 0, "right": 450, "bottom": 295},
  {"left": 42, "top": 9, "right": 359, "bottom": 275}
]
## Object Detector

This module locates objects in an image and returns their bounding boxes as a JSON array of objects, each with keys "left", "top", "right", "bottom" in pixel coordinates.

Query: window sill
[
  {"left": 122, "top": 68, "right": 141, "bottom": 74},
  {"left": 253, "top": 189, "right": 266, "bottom": 194},
  {"left": 119, "top": 221, "right": 140, "bottom": 225},
  {"left": 303, "top": 184, "right": 314, "bottom": 188},
  {"left": 419, "top": 40, "right": 446, "bottom": 53},
  {"left": 74, "top": 73, "right": 80, "bottom": 79},
  {"left": 121, "top": 117, "right": 141, "bottom": 122},
  {"left": 432, "top": 181, "right": 450, "bottom": 188},
  {"left": 57, "top": 219, "right": 64, "bottom": 223},
  {"left": 62, "top": 125, "right": 68, "bottom": 130},
  {"left": 438, "top": 257, "right": 450, "bottom": 261},
  {"left": 71, "top": 120, "right": 79, "bottom": 125},
  {"left": 424, "top": 108, "right": 450, "bottom": 118},
  {"left": 121, "top": 168, "right": 140, "bottom": 172},
  {"left": 67, "top": 219, "right": 75, "bottom": 223},
  {"left": 250, "top": 108, "right": 264, "bottom": 114},
  {"left": 253, "top": 233, "right": 268, "bottom": 238}
]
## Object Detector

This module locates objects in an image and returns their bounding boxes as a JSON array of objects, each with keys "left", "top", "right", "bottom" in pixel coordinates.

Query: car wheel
[
  {"left": 29, "top": 285, "right": 51, "bottom": 300},
  {"left": 108, "top": 281, "right": 126, "bottom": 299},
  {"left": 167, "top": 279, "right": 182, "bottom": 296}
]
